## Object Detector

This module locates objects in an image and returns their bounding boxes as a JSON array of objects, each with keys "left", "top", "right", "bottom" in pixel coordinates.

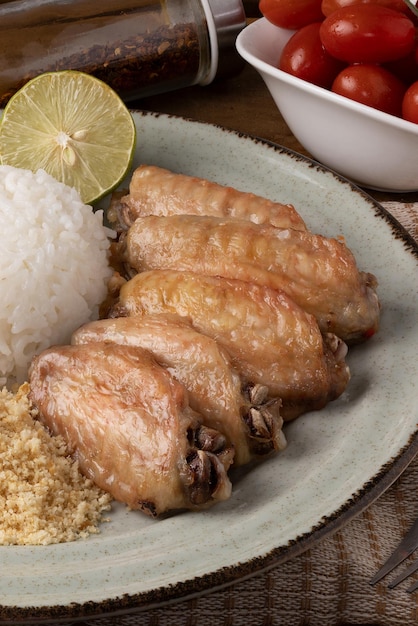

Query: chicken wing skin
[
  {"left": 110, "top": 271, "right": 350, "bottom": 420},
  {"left": 29, "top": 343, "right": 234, "bottom": 517},
  {"left": 72, "top": 315, "right": 286, "bottom": 466},
  {"left": 108, "top": 164, "right": 307, "bottom": 231},
  {"left": 118, "top": 214, "right": 379, "bottom": 343}
]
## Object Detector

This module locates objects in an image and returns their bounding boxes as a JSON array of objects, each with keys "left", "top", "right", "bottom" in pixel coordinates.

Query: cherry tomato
[
  {"left": 320, "top": 5, "right": 416, "bottom": 64},
  {"left": 321, "top": 0, "right": 413, "bottom": 17},
  {"left": 259, "top": 0, "right": 324, "bottom": 29},
  {"left": 402, "top": 81, "right": 418, "bottom": 122},
  {"left": 279, "top": 23, "right": 345, "bottom": 88},
  {"left": 332, "top": 64, "right": 407, "bottom": 116}
]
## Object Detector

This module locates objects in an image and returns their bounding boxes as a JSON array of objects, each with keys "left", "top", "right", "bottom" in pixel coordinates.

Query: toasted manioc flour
[{"left": 0, "top": 384, "right": 112, "bottom": 545}]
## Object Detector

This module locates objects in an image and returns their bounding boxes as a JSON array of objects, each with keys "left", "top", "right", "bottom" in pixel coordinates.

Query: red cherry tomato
[
  {"left": 259, "top": 0, "right": 324, "bottom": 29},
  {"left": 320, "top": 5, "right": 416, "bottom": 64},
  {"left": 321, "top": 0, "right": 413, "bottom": 17},
  {"left": 279, "top": 23, "right": 345, "bottom": 88},
  {"left": 332, "top": 64, "right": 407, "bottom": 116},
  {"left": 402, "top": 81, "right": 418, "bottom": 122}
]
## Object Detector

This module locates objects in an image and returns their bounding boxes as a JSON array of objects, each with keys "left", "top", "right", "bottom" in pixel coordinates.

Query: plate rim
[{"left": 1, "top": 110, "right": 418, "bottom": 623}]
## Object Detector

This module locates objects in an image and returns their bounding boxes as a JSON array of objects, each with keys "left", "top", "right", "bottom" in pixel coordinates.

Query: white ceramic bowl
[{"left": 236, "top": 17, "right": 418, "bottom": 192}]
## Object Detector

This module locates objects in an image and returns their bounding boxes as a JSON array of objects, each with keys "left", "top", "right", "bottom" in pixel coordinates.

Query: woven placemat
[
  {"left": 40, "top": 202, "right": 418, "bottom": 626},
  {"left": 382, "top": 201, "right": 418, "bottom": 243}
]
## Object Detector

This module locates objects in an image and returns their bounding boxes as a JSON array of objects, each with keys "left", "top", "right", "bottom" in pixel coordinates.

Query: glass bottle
[{"left": 0, "top": 0, "right": 246, "bottom": 106}]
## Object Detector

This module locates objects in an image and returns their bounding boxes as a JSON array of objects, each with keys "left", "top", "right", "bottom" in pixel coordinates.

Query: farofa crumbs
[{"left": 0, "top": 383, "right": 112, "bottom": 545}]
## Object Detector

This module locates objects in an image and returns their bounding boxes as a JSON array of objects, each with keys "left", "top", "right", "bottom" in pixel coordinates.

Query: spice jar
[{"left": 0, "top": 0, "right": 246, "bottom": 107}]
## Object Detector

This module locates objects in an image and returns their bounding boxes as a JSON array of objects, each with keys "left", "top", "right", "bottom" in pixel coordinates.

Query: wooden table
[{"left": 2, "top": 10, "right": 418, "bottom": 626}]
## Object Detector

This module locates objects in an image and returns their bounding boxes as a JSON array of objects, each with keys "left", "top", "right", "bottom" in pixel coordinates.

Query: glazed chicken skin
[
  {"left": 108, "top": 164, "right": 307, "bottom": 232},
  {"left": 110, "top": 271, "right": 350, "bottom": 420},
  {"left": 72, "top": 315, "right": 287, "bottom": 466},
  {"left": 29, "top": 343, "right": 234, "bottom": 517},
  {"left": 118, "top": 214, "right": 379, "bottom": 343}
]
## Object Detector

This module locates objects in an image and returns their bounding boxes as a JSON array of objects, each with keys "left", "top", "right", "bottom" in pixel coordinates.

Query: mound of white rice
[{"left": 0, "top": 165, "right": 113, "bottom": 387}]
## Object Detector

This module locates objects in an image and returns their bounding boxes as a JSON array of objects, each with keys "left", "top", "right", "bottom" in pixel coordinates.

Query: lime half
[{"left": 0, "top": 71, "right": 136, "bottom": 204}]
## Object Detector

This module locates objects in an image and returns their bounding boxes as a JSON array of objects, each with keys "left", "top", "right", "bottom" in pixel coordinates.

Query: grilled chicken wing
[
  {"left": 29, "top": 343, "right": 234, "bottom": 517},
  {"left": 72, "top": 315, "right": 286, "bottom": 466},
  {"left": 110, "top": 271, "right": 350, "bottom": 420},
  {"left": 108, "top": 164, "right": 307, "bottom": 231},
  {"left": 118, "top": 214, "right": 379, "bottom": 343}
]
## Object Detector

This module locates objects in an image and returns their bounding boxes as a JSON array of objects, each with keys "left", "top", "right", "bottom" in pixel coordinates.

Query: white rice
[{"left": 0, "top": 165, "right": 113, "bottom": 387}]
